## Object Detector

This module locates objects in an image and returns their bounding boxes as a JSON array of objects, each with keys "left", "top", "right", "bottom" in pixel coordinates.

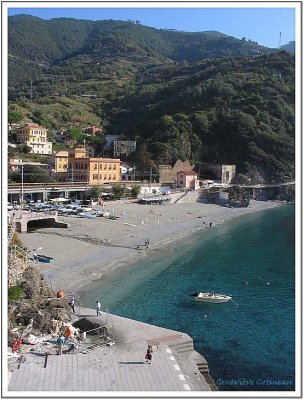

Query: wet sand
[{"left": 19, "top": 199, "right": 282, "bottom": 294}]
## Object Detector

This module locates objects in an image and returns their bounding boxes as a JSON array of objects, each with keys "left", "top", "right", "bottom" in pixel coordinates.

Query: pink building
[{"left": 176, "top": 170, "right": 200, "bottom": 190}]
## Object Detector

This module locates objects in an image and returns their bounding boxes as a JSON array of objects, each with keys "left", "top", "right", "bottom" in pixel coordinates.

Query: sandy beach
[{"left": 19, "top": 199, "right": 282, "bottom": 294}]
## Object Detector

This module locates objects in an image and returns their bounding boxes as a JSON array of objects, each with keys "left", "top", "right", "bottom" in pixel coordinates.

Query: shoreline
[{"left": 19, "top": 199, "right": 285, "bottom": 295}]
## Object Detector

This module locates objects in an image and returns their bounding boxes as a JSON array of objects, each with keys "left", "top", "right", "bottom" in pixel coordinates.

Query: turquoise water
[{"left": 79, "top": 205, "right": 295, "bottom": 391}]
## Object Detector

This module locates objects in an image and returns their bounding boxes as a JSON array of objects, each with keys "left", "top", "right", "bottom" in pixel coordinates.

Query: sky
[{"left": 7, "top": 5, "right": 296, "bottom": 49}]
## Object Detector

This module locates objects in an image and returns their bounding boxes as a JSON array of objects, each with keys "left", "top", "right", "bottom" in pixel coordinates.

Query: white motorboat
[{"left": 190, "top": 292, "right": 232, "bottom": 303}]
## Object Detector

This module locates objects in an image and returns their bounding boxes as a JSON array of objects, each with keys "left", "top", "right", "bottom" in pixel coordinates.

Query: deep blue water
[{"left": 79, "top": 205, "right": 295, "bottom": 391}]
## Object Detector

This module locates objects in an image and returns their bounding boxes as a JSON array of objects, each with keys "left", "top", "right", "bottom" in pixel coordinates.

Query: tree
[
  {"left": 85, "top": 186, "right": 103, "bottom": 200},
  {"left": 9, "top": 165, "right": 54, "bottom": 184},
  {"left": 112, "top": 183, "right": 126, "bottom": 198},
  {"left": 8, "top": 111, "right": 23, "bottom": 127},
  {"left": 134, "top": 143, "right": 155, "bottom": 172},
  {"left": 130, "top": 184, "right": 141, "bottom": 198}
]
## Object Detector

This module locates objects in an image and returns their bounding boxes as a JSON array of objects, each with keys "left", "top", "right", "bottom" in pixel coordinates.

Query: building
[
  {"left": 105, "top": 135, "right": 120, "bottom": 150},
  {"left": 86, "top": 125, "right": 102, "bottom": 136},
  {"left": 48, "top": 151, "right": 69, "bottom": 182},
  {"left": 159, "top": 160, "right": 195, "bottom": 185},
  {"left": 67, "top": 147, "right": 121, "bottom": 185},
  {"left": 200, "top": 164, "right": 236, "bottom": 184},
  {"left": 176, "top": 171, "right": 200, "bottom": 190},
  {"left": 121, "top": 162, "right": 135, "bottom": 181},
  {"left": 16, "top": 123, "right": 53, "bottom": 155},
  {"left": 8, "top": 159, "right": 52, "bottom": 175},
  {"left": 113, "top": 140, "right": 136, "bottom": 158},
  {"left": 86, "top": 145, "right": 95, "bottom": 158}
]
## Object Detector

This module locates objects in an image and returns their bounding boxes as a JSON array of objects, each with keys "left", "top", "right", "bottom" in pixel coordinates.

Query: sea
[{"left": 78, "top": 204, "right": 295, "bottom": 391}]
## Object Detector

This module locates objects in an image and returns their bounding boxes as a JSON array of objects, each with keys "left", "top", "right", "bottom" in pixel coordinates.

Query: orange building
[{"left": 67, "top": 147, "right": 121, "bottom": 184}]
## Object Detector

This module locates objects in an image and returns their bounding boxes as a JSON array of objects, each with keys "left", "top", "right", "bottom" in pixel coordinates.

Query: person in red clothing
[
  {"left": 145, "top": 345, "right": 153, "bottom": 364},
  {"left": 65, "top": 325, "right": 72, "bottom": 344}
]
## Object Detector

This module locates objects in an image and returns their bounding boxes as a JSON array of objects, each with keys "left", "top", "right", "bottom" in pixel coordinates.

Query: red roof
[{"left": 177, "top": 170, "right": 197, "bottom": 176}]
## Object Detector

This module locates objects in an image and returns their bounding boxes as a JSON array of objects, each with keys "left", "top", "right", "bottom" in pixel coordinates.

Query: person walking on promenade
[
  {"left": 96, "top": 300, "right": 102, "bottom": 316},
  {"left": 56, "top": 333, "right": 65, "bottom": 355},
  {"left": 65, "top": 325, "right": 72, "bottom": 344},
  {"left": 145, "top": 345, "right": 153, "bottom": 364},
  {"left": 68, "top": 298, "right": 75, "bottom": 313},
  {"left": 209, "top": 222, "right": 213, "bottom": 227}
]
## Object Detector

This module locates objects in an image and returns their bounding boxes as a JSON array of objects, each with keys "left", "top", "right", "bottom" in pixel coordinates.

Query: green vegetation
[
  {"left": 9, "top": 165, "right": 55, "bottom": 184},
  {"left": 8, "top": 16, "right": 295, "bottom": 182},
  {"left": 112, "top": 183, "right": 126, "bottom": 198},
  {"left": 84, "top": 186, "right": 103, "bottom": 200},
  {"left": 130, "top": 184, "right": 141, "bottom": 197},
  {"left": 8, "top": 285, "right": 23, "bottom": 301}
]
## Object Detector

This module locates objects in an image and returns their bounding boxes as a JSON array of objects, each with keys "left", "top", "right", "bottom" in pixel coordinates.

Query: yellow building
[
  {"left": 67, "top": 147, "right": 121, "bottom": 184},
  {"left": 113, "top": 140, "right": 136, "bottom": 158},
  {"left": 16, "top": 123, "right": 53, "bottom": 155},
  {"left": 54, "top": 151, "right": 69, "bottom": 173}
]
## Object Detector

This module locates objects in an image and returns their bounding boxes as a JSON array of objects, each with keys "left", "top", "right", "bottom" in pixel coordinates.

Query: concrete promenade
[{"left": 7, "top": 307, "right": 212, "bottom": 393}]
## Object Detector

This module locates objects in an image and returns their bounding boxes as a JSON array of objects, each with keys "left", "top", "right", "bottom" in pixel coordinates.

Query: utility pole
[
  {"left": 21, "top": 162, "right": 24, "bottom": 204},
  {"left": 279, "top": 32, "right": 282, "bottom": 48}
]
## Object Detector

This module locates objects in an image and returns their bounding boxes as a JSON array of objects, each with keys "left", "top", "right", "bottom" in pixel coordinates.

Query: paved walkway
[
  {"left": 9, "top": 346, "right": 197, "bottom": 391},
  {"left": 7, "top": 307, "right": 211, "bottom": 392}
]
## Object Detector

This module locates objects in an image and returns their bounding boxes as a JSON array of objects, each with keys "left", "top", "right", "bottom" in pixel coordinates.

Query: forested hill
[
  {"left": 8, "top": 15, "right": 294, "bottom": 182},
  {"left": 8, "top": 15, "right": 273, "bottom": 97},
  {"left": 108, "top": 51, "right": 295, "bottom": 182}
]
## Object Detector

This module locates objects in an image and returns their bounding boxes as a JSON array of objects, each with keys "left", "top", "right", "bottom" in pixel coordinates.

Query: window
[
  {"left": 94, "top": 164, "right": 97, "bottom": 170},
  {"left": 113, "top": 165, "right": 116, "bottom": 170},
  {"left": 104, "top": 164, "right": 107, "bottom": 170},
  {"left": 93, "top": 174, "right": 98, "bottom": 180},
  {"left": 99, "top": 174, "right": 102, "bottom": 179},
  {"left": 104, "top": 175, "right": 107, "bottom": 180},
  {"left": 180, "top": 181, "right": 183, "bottom": 185}
]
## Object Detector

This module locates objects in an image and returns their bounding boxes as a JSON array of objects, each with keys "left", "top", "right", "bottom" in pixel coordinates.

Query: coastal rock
[{"left": 8, "top": 253, "right": 72, "bottom": 337}]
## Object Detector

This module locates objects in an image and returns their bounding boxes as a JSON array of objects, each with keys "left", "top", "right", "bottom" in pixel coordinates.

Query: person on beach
[
  {"left": 209, "top": 222, "right": 212, "bottom": 227},
  {"left": 68, "top": 298, "right": 75, "bottom": 313},
  {"left": 96, "top": 300, "right": 102, "bottom": 316},
  {"left": 145, "top": 237, "right": 150, "bottom": 251},
  {"left": 145, "top": 345, "right": 153, "bottom": 364},
  {"left": 56, "top": 334, "right": 65, "bottom": 355}
]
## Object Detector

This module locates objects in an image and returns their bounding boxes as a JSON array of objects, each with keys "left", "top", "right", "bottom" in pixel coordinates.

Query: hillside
[
  {"left": 8, "top": 16, "right": 294, "bottom": 182},
  {"left": 8, "top": 15, "right": 273, "bottom": 99},
  {"left": 280, "top": 41, "right": 295, "bottom": 53}
]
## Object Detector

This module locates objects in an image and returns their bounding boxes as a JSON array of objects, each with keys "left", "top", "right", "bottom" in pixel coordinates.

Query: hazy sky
[{"left": 8, "top": 5, "right": 295, "bottom": 49}]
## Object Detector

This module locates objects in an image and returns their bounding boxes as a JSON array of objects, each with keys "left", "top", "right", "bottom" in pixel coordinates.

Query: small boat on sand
[
  {"left": 33, "top": 254, "right": 54, "bottom": 263},
  {"left": 78, "top": 212, "right": 97, "bottom": 218},
  {"left": 190, "top": 292, "right": 231, "bottom": 303}
]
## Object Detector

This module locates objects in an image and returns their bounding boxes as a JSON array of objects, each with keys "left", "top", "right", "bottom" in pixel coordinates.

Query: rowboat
[
  {"left": 33, "top": 254, "right": 54, "bottom": 263},
  {"left": 78, "top": 212, "right": 97, "bottom": 218}
]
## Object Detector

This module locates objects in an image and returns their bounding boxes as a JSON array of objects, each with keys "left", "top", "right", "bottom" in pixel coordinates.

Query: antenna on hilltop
[{"left": 279, "top": 32, "right": 282, "bottom": 48}]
